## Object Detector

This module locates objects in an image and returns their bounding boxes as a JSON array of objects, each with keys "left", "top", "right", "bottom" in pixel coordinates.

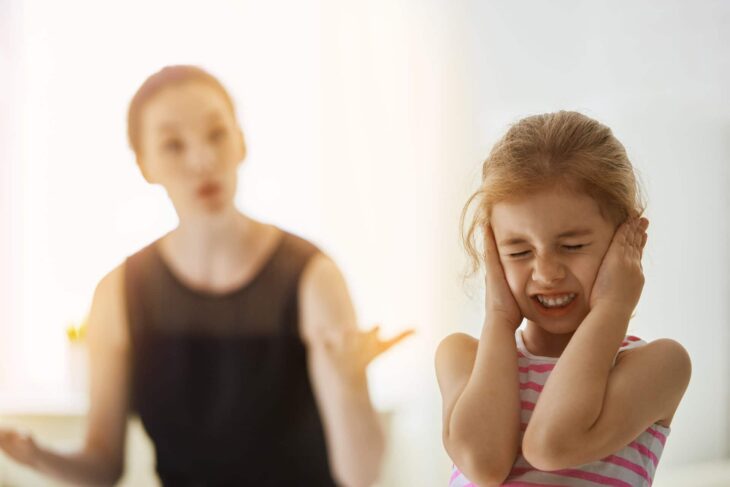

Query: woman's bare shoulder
[{"left": 86, "top": 264, "right": 130, "bottom": 349}]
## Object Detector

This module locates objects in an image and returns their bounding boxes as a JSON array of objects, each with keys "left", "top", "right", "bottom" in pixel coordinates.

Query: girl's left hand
[{"left": 589, "top": 217, "right": 649, "bottom": 316}]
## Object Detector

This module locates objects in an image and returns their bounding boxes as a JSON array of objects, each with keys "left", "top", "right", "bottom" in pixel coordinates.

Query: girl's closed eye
[
  {"left": 563, "top": 243, "right": 590, "bottom": 251},
  {"left": 506, "top": 244, "right": 591, "bottom": 258}
]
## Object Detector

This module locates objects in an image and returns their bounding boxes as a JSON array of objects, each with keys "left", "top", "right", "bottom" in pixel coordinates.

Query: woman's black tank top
[{"left": 124, "top": 231, "right": 336, "bottom": 486}]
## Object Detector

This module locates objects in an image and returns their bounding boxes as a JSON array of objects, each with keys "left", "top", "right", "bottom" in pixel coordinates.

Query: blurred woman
[{"left": 0, "top": 65, "right": 410, "bottom": 487}]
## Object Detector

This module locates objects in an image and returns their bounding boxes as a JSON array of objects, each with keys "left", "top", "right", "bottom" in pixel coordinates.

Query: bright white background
[{"left": 1, "top": 0, "right": 728, "bottom": 485}]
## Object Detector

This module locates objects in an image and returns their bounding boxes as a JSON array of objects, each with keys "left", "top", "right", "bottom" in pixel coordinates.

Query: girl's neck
[{"left": 521, "top": 321, "right": 575, "bottom": 358}]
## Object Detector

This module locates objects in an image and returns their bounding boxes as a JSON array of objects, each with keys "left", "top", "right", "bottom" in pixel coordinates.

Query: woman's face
[
  {"left": 490, "top": 187, "right": 617, "bottom": 335},
  {"left": 138, "top": 81, "right": 245, "bottom": 217}
]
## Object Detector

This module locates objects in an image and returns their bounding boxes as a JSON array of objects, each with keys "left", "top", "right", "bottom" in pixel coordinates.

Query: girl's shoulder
[
  {"left": 618, "top": 334, "right": 647, "bottom": 352},
  {"left": 615, "top": 336, "right": 690, "bottom": 367}
]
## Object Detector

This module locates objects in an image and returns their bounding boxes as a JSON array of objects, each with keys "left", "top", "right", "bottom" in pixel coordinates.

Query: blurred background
[{"left": 0, "top": 0, "right": 728, "bottom": 485}]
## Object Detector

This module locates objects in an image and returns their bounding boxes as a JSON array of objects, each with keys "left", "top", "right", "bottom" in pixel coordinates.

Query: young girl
[
  {"left": 0, "top": 65, "right": 410, "bottom": 486},
  {"left": 436, "top": 111, "right": 691, "bottom": 487}
]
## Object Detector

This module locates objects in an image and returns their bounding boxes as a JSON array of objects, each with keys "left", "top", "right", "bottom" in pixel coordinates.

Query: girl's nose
[{"left": 532, "top": 254, "right": 565, "bottom": 286}]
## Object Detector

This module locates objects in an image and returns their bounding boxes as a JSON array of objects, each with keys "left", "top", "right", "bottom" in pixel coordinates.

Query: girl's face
[
  {"left": 138, "top": 81, "right": 245, "bottom": 218},
  {"left": 490, "top": 187, "right": 617, "bottom": 335}
]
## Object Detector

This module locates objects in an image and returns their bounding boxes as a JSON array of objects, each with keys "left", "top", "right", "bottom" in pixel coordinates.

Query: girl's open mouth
[{"left": 531, "top": 293, "right": 578, "bottom": 318}]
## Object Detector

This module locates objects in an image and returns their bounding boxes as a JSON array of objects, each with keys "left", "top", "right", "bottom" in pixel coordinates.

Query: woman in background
[{"left": 0, "top": 65, "right": 410, "bottom": 486}]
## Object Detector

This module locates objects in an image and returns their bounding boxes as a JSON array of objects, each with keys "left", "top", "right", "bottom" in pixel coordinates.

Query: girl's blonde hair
[{"left": 462, "top": 111, "right": 645, "bottom": 275}]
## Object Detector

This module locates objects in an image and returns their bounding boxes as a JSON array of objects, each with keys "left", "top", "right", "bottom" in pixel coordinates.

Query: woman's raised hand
[
  {"left": 589, "top": 217, "right": 649, "bottom": 316},
  {"left": 320, "top": 325, "right": 414, "bottom": 383},
  {"left": 484, "top": 224, "right": 523, "bottom": 329},
  {"left": 0, "top": 428, "right": 40, "bottom": 469}
]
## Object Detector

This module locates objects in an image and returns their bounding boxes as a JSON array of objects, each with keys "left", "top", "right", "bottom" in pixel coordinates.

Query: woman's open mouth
[{"left": 197, "top": 182, "right": 221, "bottom": 198}]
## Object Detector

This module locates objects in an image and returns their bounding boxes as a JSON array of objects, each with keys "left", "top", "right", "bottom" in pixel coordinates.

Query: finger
[
  {"left": 484, "top": 225, "right": 500, "bottom": 265},
  {"left": 378, "top": 329, "right": 415, "bottom": 353},
  {"left": 638, "top": 218, "right": 649, "bottom": 254},
  {"left": 0, "top": 430, "right": 18, "bottom": 442},
  {"left": 617, "top": 219, "right": 631, "bottom": 244},
  {"left": 366, "top": 325, "right": 381, "bottom": 337},
  {"left": 632, "top": 218, "right": 645, "bottom": 258},
  {"left": 484, "top": 224, "right": 509, "bottom": 283},
  {"left": 612, "top": 220, "right": 630, "bottom": 258},
  {"left": 634, "top": 218, "right": 646, "bottom": 244},
  {"left": 627, "top": 218, "right": 639, "bottom": 252},
  {"left": 624, "top": 219, "right": 641, "bottom": 262}
]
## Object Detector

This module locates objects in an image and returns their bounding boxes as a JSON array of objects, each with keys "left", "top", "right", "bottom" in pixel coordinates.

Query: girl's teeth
[{"left": 537, "top": 293, "right": 576, "bottom": 308}]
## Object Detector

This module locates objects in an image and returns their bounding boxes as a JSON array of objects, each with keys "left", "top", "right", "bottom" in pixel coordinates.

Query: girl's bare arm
[
  {"left": 523, "top": 218, "right": 691, "bottom": 470},
  {"left": 436, "top": 320, "right": 521, "bottom": 486},
  {"left": 435, "top": 225, "right": 522, "bottom": 486},
  {"left": 523, "top": 306, "right": 690, "bottom": 470}
]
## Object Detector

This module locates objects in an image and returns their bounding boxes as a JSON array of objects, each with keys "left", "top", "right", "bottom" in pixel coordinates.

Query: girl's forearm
[
  {"left": 447, "top": 318, "right": 521, "bottom": 483},
  {"left": 527, "top": 304, "right": 631, "bottom": 439}
]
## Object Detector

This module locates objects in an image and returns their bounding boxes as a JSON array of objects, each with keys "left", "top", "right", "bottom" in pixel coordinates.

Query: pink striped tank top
[{"left": 449, "top": 330, "right": 670, "bottom": 487}]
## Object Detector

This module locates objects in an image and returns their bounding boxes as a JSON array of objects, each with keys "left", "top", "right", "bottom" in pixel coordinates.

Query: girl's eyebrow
[
  {"left": 556, "top": 228, "right": 594, "bottom": 238},
  {"left": 498, "top": 228, "right": 594, "bottom": 246}
]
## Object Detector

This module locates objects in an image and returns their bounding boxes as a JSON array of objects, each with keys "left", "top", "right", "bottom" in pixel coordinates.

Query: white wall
[
  {"left": 1, "top": 0, "right": 728, "bottom": 485},
  {"left": 0, "top": 0, "right": 21, "bottom": 393}
]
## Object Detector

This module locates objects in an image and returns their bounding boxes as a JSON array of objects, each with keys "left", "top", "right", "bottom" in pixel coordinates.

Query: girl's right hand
[{"left": 484, "top": 224, "right": 523, "bottom": 330}]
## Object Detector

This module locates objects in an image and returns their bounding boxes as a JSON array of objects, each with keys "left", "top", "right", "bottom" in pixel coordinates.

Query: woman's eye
[
  {"left": 508, "top": 250, "right": 531, "bottom": 258},
  {"left": 209, "top": 127, "right": 227, "bottom": 143},
  {"left": 163, "top": 139, "right": 184, "bottom": 153},
  {"left": 563, "top": 244, "right": 586, "bottom": 251}
]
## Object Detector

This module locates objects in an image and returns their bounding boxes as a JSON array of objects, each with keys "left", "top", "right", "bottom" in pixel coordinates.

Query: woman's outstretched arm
[
  {"left": 0, "top": 265, "right": 130, "bottom": 486},
  {"left": 299, "top": 254, "right": 411, "bottom": 487}
]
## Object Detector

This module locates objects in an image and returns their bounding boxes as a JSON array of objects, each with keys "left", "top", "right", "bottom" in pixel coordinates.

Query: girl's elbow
[
  {"left": 522, "top": 428, "right": 573, "bottom": 472},
  {"left": 456, "top": 453, "right": 511, "bottom": 487},
  {"left": 444, "top": 434, "right": 512, "bottom": 486}
]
